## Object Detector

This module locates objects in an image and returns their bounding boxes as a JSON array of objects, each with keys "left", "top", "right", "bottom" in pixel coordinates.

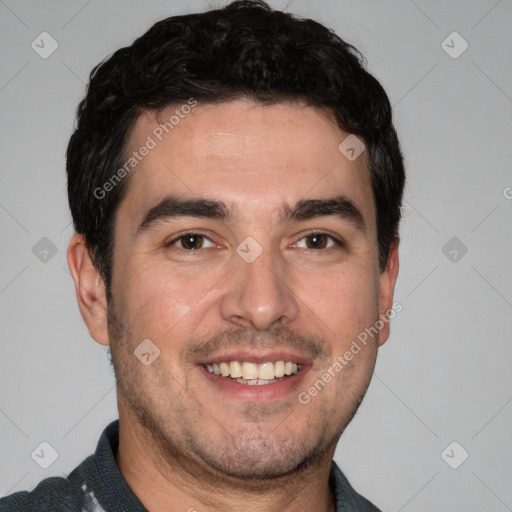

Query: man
[{"left": 1, "top": 1, "right": 404, "bottom": 510}]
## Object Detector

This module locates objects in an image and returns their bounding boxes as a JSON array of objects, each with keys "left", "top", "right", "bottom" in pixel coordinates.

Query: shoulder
[
  {"left": 0, "top": 476, "right": 84, "bottom": 512},
  {"left": 330, "top": 460, "right": 382, "bottom": 512},
  {"left": 0, "top": 420, "right": 121, "bottom": 512}
]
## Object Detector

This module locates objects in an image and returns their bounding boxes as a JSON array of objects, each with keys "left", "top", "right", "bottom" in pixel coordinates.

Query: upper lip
[{"left": 196, "top": 350, "right": 313, "bottom": 366}]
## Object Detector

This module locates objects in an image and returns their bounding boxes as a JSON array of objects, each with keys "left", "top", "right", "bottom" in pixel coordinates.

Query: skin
[{"left": 68, "top": 99, "right": 399, "bottom": 512}]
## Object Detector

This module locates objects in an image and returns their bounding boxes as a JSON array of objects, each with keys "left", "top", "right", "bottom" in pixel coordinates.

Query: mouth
[
  {"left": 196, "top": 352, "right": 311, "bottom": 402},
  {"left": 202, "top": 360, "right": 303, "bottom": 385}
]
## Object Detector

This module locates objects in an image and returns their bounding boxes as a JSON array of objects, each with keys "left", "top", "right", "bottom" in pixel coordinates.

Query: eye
[
  {"left": 168, "top": 233, "right": 216, "bottom": 250},
  {"left": 294, "top": 232, "right": 341, "bottom": 250}
]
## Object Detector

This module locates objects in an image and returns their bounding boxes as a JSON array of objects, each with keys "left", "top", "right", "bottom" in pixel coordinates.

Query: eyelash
[
  {"left": 165, "top": 231, "right": 216, "bottom": 252},
  {"left": 293, "top": 231, "right": 345, "bottom": 251},
  {"left": 166, "top": 231, "right": 345, "bottom": 253}
]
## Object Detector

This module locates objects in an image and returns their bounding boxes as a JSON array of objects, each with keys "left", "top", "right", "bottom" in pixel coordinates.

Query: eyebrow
[
  {"left": 137, "top": 196, "right": 230, "bottom": 235},
  {"left": 136, "top": 194, "right": 366, "bottom": 235},
  {"left": 283, "top": 196, "right": 366, "bottom": 234}
]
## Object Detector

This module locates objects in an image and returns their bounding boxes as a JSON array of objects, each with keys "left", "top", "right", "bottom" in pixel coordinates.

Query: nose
[{"left": 219, "top": 246, "right": 299, "bottom": 330}]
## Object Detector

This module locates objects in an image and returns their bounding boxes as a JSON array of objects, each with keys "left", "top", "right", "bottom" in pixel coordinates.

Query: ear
[
  {"left": 377, "top": 238, "right": 400, "bottom": 347},
  {"left": 67, "top": 233, "right": 110, "bottom": 346}
]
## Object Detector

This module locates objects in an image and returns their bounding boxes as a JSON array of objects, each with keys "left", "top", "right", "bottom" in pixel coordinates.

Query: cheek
[
  {"left": 299, "top": 265, "right": 380, "bottom": 346},
  {"left": 119, "top": 261, "right": 222, "bottom": 343}
]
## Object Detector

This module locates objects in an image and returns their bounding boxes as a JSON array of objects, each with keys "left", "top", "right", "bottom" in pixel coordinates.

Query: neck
[{"left": 115, "top": 403, "right": 336, "bottom": 512}]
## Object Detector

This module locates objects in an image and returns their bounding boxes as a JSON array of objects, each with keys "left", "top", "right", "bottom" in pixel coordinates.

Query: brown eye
[
  {"left": 305, "top": 233, "right": 329, "bottom": 249},
  {"left": 294, "top": 233, "right": 340, "bottom": 250},
  {"left": 180, "top": 234, "right": 204, "bottom": 249},
  {"left": 169, "top": 233, "right": 215, "bottom": 250}
]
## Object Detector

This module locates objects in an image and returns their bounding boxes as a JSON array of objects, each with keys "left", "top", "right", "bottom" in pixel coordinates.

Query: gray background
[{"left": 1, "top": 0, "right": 511, "bottom": 510}]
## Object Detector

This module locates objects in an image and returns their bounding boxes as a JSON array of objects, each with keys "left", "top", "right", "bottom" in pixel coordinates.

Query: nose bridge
[{"left": 220, "top": 241, "right": 299, "bottom": 330}]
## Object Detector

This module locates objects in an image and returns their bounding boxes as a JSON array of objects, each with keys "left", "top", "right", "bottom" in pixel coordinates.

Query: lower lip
[{"left": 198, "top": 365, "right": 311, "bottom": 402}]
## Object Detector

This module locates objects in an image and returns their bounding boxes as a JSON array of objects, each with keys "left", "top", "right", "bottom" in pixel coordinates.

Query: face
[{"left": 100, "top": 99, "right": 398, "bottom": 482}]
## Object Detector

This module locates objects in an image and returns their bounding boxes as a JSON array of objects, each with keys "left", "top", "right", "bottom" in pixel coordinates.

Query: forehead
[{"left": 118, "top": 99, "right": 374, "bottom": 231}]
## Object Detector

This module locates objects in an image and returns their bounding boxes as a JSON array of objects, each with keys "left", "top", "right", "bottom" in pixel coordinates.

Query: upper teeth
[{"left": 204, "top": 361, "right": 302, "bottom": 380}]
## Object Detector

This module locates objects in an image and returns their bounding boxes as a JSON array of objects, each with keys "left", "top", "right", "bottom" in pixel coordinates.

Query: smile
[{"left": 202, "top": 360, "right": 303, "bottom": 385}]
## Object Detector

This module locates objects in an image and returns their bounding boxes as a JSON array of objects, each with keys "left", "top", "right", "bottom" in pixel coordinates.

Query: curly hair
[{"left": 66, "top": 0, "right": 405, "bottom": 298}]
